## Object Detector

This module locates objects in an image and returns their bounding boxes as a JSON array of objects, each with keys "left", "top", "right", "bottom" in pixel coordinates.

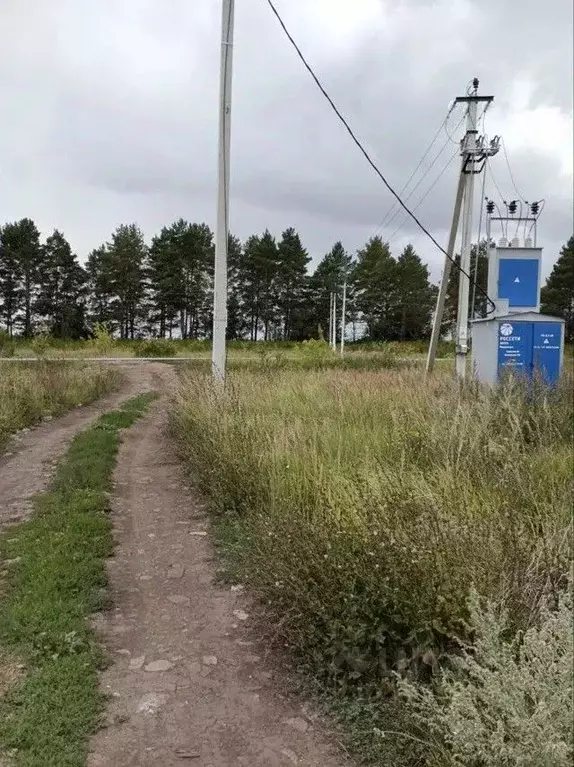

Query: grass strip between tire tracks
[{"left": 0, "top": 392, "right": 157, "bottom": 767}]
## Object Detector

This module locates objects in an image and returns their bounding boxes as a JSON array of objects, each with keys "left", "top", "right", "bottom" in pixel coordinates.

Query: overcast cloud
[{"left": 0, "top": 0, "right": 572, "bottom": 280}]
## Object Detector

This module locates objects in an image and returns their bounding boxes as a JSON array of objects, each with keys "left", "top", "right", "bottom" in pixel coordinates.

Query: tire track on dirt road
[
  {"left": 88, "top": 365, "right": 348, "bottom": 767},
  {"left": 0, "top": 363, "right": 165, "bottom": 528}
]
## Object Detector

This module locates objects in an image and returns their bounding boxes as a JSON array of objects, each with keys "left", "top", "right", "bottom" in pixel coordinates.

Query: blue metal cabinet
[
  {"left": 497, "top": 320, "right": 562, "bottom": 385},
  {"left": 532, "top": 322, "right": 562, "bottom": 385},
  {"left": 498, "top": 259, "right": 539, "bottom": 308},
  {"left": 498, "top": 321, "right": 533, "bottom": 376}
]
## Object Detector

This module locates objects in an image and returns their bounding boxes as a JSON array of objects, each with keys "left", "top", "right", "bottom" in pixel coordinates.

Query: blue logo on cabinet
[
  {"left": 498, "top": 321, "right": 532, "bottom": 374},
  {"left": 497, "top": 320, "right": 562, "bottom": 385}
]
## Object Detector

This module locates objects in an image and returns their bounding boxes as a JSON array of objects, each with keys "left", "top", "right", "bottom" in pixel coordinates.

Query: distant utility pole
[
  {"left": 426, "top": 78, "right": 499, "bottom": 378},
  {"left": 340, "top": 280, "right": 347, "bottom": 356},
  {"left": 331, "top": 293, "right": 337, "bottom": 350},
  {"left": 212, "top": 0, "right": 235, "bottom": 383}
]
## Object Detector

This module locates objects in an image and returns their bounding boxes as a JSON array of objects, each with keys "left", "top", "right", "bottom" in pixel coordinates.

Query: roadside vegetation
[
  {"left": 0, "top": 361, "right": 121, "bottom": 452},
  {"left": 1, "top": 330, "right": 458, "bottom": 361},
  {"left": 0, "top": 394, "right": 156, "bottom": 767},
  {"left": 172, "top": 367, "right": 573, "bottom": 765}
]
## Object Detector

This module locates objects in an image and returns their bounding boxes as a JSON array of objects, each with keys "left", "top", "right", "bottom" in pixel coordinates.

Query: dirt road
[
  {"left": 88, "top": 364, "right": 346, "bottom": 766},
  {"left": 0, "top": 364, "right": 165, "bottom": 528},
  {"left": 1, "top": 362, "right": 345, "bottom": 765}
]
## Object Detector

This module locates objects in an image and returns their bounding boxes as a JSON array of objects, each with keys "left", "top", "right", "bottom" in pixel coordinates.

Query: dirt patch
[
  {"left": 89, "top": 366, "right": 348, "bottom": 766},
  {"left": 0, "top": 364, "right": 166, "bottom": 528},
  {"left": 0, "top": 655, "right": 22, "bottom": 700}
]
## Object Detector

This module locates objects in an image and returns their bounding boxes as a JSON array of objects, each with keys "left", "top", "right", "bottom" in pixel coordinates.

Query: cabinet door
[
  {"left": 497, "top": 321, "right": 533, "bottom": 379},
  {"left": 532, "top": 322, "right": 562, "bottom": 385},
  {"left": 498, "top": 259, "right": 539, "bottom": 308}
]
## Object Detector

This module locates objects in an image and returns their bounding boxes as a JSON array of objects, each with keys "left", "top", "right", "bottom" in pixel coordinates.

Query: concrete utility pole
[
  {"left": 426, "top": 78, "right": 499, "bottom": 378},
  {"left": 212, "top": 0, "right": 235, "bottom": 383},
  {"left": 426, "top": 165, "right": 466, "bottom": 373},
  {"left": 331, "top": 293, "right": 337, "bottom": 350},
  {"left": 340, "top": 280, "right": 347, "bottom": 356}
]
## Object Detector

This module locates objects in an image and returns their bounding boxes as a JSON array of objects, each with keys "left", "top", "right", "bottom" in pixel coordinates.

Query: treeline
[{"left": 1, "top": 217, "right": 571, "bottom": 341}]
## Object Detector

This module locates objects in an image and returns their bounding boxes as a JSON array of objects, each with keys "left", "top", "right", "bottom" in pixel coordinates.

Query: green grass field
[{"left": 172, "top": 366, "right": 573, "bottom": 765}]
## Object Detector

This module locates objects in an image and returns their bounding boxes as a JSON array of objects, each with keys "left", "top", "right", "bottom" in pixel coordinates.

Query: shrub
[
  {"left": 30, "top": 334, "right": 53, "bottom": 357},
  {"left": 89, "top": 323, "right": 114, "bottom": 354},
  {"left": 134, "top": 339, "right": 177, "bottom": 358},
  {"left": 398, "top": 583, "right": 573, "bottom": 767}
]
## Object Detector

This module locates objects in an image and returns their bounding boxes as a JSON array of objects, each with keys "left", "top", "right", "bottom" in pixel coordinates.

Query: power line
[
  {"left": 381, "top": 115, "right": 465, "bottom": 234},
  {"left": 470, "top": 171, "right": 487, "bottom": 318},
  {"left": 501, "top": 137, "right": 527, "bottom": 203},
  {"left": 485, "top": 157, "right": 508, "bottom": 239},
  {"left": 264, "top": 0, "right": 496, "bottom": 313},
  {"left": 375, "top": 110, "right": 457, "bottom": 233},
  {"left": 388, "top": 146, "right": 460, "bottom": 242}
]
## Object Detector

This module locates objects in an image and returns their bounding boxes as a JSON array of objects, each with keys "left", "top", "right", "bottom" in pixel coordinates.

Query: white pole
[
  {"left": 455, "top": 97, "right": 478, "bottom": 380},
  {"left": 340, "top": 280, "right": 347, "bottom": 356},
  {"left": 332, "top": 293, "right": 337, "bottom": 350},
  {"left": 329, "top": 293, "right": 333, "bottom": 346},
  {"left": 212, "top": 0, "right": 235, "bottom": 383},
  {"left": 426, "top": 164, "right": 466, "bottom": 374}
]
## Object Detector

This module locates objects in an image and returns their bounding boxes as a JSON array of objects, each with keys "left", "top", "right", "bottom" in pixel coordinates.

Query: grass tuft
[
  {"left": 0, "top": 392, "right": 156, "bottom": 766},
  {"left": 0, "top": 363, "right": 122, "bottom": 451}
]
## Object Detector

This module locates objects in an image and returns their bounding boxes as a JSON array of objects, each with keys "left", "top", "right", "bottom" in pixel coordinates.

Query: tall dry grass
[
  {"left": 0, "top": 363, "right": 122, "bottom": 450},
  {"left": 172, "top": 367, "right": 572, "bottom": 760}
]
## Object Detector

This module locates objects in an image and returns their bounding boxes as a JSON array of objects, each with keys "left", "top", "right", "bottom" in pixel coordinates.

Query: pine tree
[
  {"left": 354, "top": 237, "right": 398, "bottom": 340},
  {"left": 106, "top": 224, "right": 147, "bottom": 339},
  {"left": 541, "top": 236, "right": 574, "bottom": 342},
  {"left": 148, "top": 222, "right": 185, "bottom": 337},
  {"left": 86, "top": 246, "right": 115, "bottom": 330},
  {"left": 241, "top": 231, "right": 278, "bottom": 341},
  {"left": 275, "top": 228, "right": 310, "bottom": 340},
  {"left": 443, "top": 241, "right": 489, "bottom": 336},
  {"left": 180, "top": 222, "right": 214, "bottom": 339},
  {"left": 227, "top": 233, "right": 244, "bottom": 340},
  {"left": 310, "top": 242, "right": 353, "bottom": 340},
  {"left": 394, "top": 245, "right": 435, "bottom": 340},
  {"left": 37, "top": 230, "right": 87, "bottom": 338},
  {"left": 0, "top": 218, "right": 42, "bottom": 336},
  {"left": 0, "top": 224, "right": 22, "bottom": 335}
]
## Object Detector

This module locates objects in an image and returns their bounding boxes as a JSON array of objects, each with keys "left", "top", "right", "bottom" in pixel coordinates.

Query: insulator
[
  {"left": 511, "top": 237, "right": 520, "bottom": 247},
  {"left": 524, "top": 237, "right": 533, "bottom": 248},
  {"left": 486, "top": 200, "right": 495, "bottom": 214},
  {"left": 531, "top": 201, "right": 540, "bottom": 216},
  {"left": 499, "top": 237, "right": 508, "bottom": 247},
  {"left": 508, "top": 200, "right": 517, "bottom": 215}
]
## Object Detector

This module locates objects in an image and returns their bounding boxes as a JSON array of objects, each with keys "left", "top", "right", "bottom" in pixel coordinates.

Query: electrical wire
[
  {"left": 501, "top": 137, "right": 527, "bottom": 203},
  {"left": 485, "top": 157, "right": 508, "bottom": 239},
  {"left": 381, "top": 113, "right": 466, "bottom": 234},
  {"left": 470, "top": 172, "right": 487, "bottom": 318},
  {"left": 264, "top": 0, "right": 496, "bottom": 313},
  {"left": 444, "top": 107, "right": 466, "bottom": 145},
  {"left": 388, "top": 146, "right": 460, "bottom": 242},
  {"left": 375, "top": 111, "right": 455, "bottom": 234}
]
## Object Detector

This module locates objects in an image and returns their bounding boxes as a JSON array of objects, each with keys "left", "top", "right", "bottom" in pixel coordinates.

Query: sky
[{"left": 0, "top": 0, "right": 572, "bottom": 282}]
